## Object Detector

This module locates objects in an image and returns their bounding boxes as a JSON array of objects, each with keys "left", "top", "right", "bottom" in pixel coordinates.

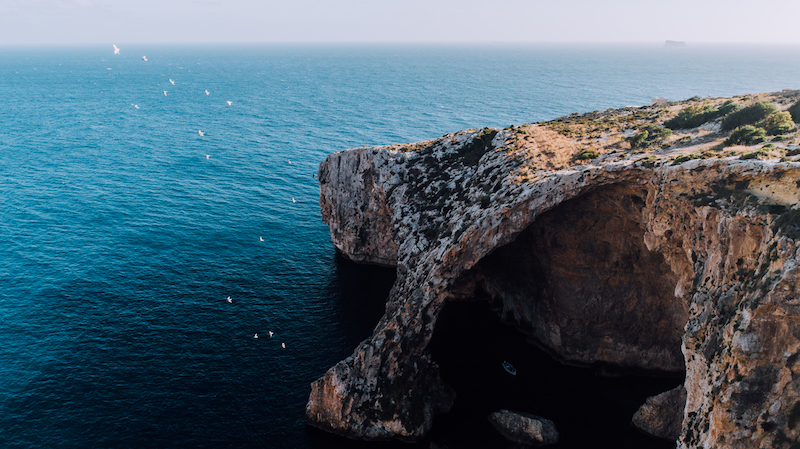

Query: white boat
[{"left": 502, "top": 360, "right": 517, "bottom": 376}]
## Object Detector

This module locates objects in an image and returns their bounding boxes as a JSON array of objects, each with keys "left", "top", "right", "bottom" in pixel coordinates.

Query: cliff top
[{"left": 373, "top": 90, "right": 800, "bottom": 184}]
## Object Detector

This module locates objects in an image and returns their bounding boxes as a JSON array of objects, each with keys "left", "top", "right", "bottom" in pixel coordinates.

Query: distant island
[
  {"left": 665, "top": 40, "right": 687, "bottom": 47},
  {"left": 308, "top": 91, "right": 800, "bottom": 448}
]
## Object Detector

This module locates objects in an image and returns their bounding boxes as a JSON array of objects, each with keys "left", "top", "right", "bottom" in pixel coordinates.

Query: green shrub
[
  {"left": 788, "top": 100, "right": 800, "bottom": 122},
  {"left": 630, "top": 131, "right": 649, "bottom": 148},
  {"left": 725, "top": 125, "right": 767, "bottom": 146},
  {"left": 637, "top": 155, "right": 659, "bottom": 168},
  {"left": 672, "top": 152, "right": 703, "bottom": 165},
  {"left": 721, "top": 101, "right": 778, "bottom": 131},
  {"left": 717, "top": 100, "right": 741, "bottom": 116},
  {"left": 740, "top": 144, "right": 784, "bottom": 160},
  {"left": 664, "top": 104, "right": 720, "bottom": 129},
  {"left": 629, "top": 124, "right": 672, "bottom": 149},
  {"left": 764, "top": 111, "right": 795, "bottom": 135},
  {"left": 575, "top": 148, "right": 598, "bottom": 160}
]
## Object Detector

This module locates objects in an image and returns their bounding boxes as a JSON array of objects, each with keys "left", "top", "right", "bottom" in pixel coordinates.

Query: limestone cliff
[{"left": 308, "top": 91, "right": 800, "bottom": 447}]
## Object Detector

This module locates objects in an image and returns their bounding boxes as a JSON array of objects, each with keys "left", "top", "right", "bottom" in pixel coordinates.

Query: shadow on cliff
[{"left": 328, "top": 252, "right": 398, "bottom": 351}]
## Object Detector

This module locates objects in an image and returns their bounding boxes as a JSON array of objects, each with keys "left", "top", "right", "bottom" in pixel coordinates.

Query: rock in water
[
  {"left": 631, "top": 384, "right": 687, "bottom": 440},
  {"left": 488, "top": 410, "right": 559, "bottom": 446}
]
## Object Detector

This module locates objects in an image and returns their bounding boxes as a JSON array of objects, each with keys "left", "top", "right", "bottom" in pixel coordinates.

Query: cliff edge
[{"left": 308, "top": 91, "right": 800, "bottom": 448}]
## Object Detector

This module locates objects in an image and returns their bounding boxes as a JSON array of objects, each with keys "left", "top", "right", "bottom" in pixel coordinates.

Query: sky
[{"left": 1, "top": 0, "right": 800, "bottom": 45}]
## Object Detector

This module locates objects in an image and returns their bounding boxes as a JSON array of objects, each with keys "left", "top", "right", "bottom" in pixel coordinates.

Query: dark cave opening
[
  {"left": 426, "top": 184, "right": 688, "bottom": 447},
  {"left": 474, "top": 183, "right": 688, "bottom": 373},
  {"left": 427, "top": 300, "right": 683, "bottom": 449}
]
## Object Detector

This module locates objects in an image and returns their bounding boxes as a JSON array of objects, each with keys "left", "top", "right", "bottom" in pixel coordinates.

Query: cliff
[{"left": 307, "top": 91, "right": 800, "bottom": 447}]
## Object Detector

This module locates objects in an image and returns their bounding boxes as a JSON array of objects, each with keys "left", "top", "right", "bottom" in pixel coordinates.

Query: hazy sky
[{"left": 2, "top": 0, "right": 799, "bottom": 45}]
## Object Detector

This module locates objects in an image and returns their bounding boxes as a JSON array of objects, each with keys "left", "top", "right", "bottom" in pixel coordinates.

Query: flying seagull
[
  {"left": 198, "top": 130, "right": 204, "bottom": 137},
  {"left": 205, "top": 89, "right": 210, "bottom": 96},
  {"left": 113, "top": 44, "right": 120, "bottom": 55},
  {"left": 142, "top": 56, "right": 147, "bottom": 61},
  {"left": 226, "top": 101, "right": 232, "bottom": 106},
  {"left": 169, "top": 79, "right": 175, "bottom": 85}
]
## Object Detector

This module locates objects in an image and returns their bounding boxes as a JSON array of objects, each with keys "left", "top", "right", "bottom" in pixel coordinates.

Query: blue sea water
[{"left": 1, "top": 43, "right": 799, "bottom": 448}]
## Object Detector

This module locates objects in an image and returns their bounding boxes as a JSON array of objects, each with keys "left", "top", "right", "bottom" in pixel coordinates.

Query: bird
[
  {"left": 169, "top": 79, "right": 175, "bottom": 85},
  {"left": 281, "top": 342, "right": 286, "bottom": 349},
  {"left": 132, "top": 104, "right": 139, "bottom": 109},
  {"left": 254, "top": 333, "right": 259, "bottom": 339},
  {"left": 163, "top": 91, "right": 168, "bottom": 96},
  {"left": 113, "top": 44, "right": 120, "bottom": 55},
  {"left": 291, "top": 197, "right": 296, "bottom": 203},
  {"left": 226, "top": 101, "right": 232, "bottom": 106},
  {"left": 226, "top": 296, "right": 232, "bottom": 303},
  {"left": 205, "top": 89, "right": 210, "bottom": 96},
  {"left": 198, "top": 130, "right": 204, "bottom": 137},
  {"left": 259, "top": 236, "right": 264, "bottom": 242},
  {"left": 268, "top": 331, "right": 274, "bottom": 338},
  {"left": 206, "top": 155, "right": 210, "bottom": 159},
  {"left": 287, "top": 159, "right": 292, "bottom": 164},
  {"left": 142, "top": 56, "right": 147, "bottom": 61}
]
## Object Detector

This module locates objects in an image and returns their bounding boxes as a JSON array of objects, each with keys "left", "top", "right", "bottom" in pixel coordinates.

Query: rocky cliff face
[{"left": 308, "top": 92, "right": 800, "bottom": 448}]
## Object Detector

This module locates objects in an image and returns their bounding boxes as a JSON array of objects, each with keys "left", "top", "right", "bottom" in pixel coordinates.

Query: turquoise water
[{"left": 1, "top": 43, "right": 799, "bottom": 448}]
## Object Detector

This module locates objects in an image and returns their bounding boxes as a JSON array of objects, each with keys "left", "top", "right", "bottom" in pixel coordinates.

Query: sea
[{"left": 1, "top": 43, "right": 799, "bottom": 449}]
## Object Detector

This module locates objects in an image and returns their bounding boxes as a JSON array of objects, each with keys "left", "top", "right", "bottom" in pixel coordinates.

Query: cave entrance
[
  {"left": 428, "top": 300, "right": 682, "bottom": 449},
  {"left": 428, "top": 184, "right": 687, "bottom": 447}
]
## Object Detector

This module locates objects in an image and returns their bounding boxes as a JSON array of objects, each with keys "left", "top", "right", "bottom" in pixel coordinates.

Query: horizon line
[{"left": 3, "top": 40, "right": 800, "bottom": 47}]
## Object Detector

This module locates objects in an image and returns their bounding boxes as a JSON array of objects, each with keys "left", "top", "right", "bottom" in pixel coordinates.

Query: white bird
[
  {"left": 259, "top": 236, "right": 264, "bottom": 242},
  {"left": 142, "top": 56, "right": 147, "bottom": 61},
  {"left": 113, "top": 44, "right": 120, "bottom": 55},
  {"left": 268, "top": 331, "right": 274, "bottom": 338},
  {"left": 198, "top": 130, "right": 204, "bottom": 137},
  {"left": 163, "top": 91, "right": 168, "bottom": 96},
  {"left": 254, "top": 333, "right": 259, "bottom": 339},
  {"left": 291, "top": 197, "right": 296, "bottom": 203},
  {"left": 226, "top": 296, "right": 232, "bottom": 303},
  {"left": 132, "top": 104, "right": 139, "bottom": 109},
  {"left": 205, "top": 89, "right": 210, "bottom": 96},
  {"left": 226, "top": 101, "right": 232, "bottom": 106},
  {"left": 169, "top": 79, "right": 175, "bottom": 85},
  {"left": 287, "top": 159, "right": 292, "bottom": 164},
  {"left": 281, "top": 342, "right": 286, "bottom": 349}
]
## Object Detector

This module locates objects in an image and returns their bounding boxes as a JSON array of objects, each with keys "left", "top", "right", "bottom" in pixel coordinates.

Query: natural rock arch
[
  {"left": 458, "top": 183, "right": 687, "bottom": 373},
  {"left": 308, "top": 125, "right": 800, "bottom": 448}
]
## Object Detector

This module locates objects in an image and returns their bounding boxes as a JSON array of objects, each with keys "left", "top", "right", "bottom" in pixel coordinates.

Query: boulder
[
  {"left": 487, "top": 409, "right": 559, "bottom": 447},
  {"left": 631, "top": 384, "right": 687, "bottom": 440}
]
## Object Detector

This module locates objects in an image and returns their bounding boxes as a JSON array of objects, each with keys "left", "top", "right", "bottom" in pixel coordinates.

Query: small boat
[{"left": 502, "top": 360, "right": 517, "bottom": 376}]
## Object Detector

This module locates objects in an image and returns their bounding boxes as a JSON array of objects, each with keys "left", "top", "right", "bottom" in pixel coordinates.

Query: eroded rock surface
[
  {"left": 488, "top": 410, "right": 559, "bottom": 447},
  {"left": 632, "top": 384, "right": 687, "bottom": 440},
  {"left": 308, "top": 95, "right": 800, "bottom": 448}
]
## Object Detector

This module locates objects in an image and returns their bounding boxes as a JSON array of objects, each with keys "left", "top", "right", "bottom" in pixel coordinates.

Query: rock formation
[
  {"left": 307, "top": 91, "right": 800, "bottom": 448},
  {"left": 632, "top": 385, "right": 687, "bottom": 440},
  {"left": 488, "top": 410, "right": 559, "bottom": 446}
]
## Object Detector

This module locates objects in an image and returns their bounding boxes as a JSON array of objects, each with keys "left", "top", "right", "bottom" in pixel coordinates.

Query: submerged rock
[
  {"left": 631, "top": 384, "right": 687, "bottom": 440},
  {"left": 488, "top": 409, "right": 559, "bottom": 447},
  {"left": 307, "top": 91, "right": 800, "bottom": 448}
]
